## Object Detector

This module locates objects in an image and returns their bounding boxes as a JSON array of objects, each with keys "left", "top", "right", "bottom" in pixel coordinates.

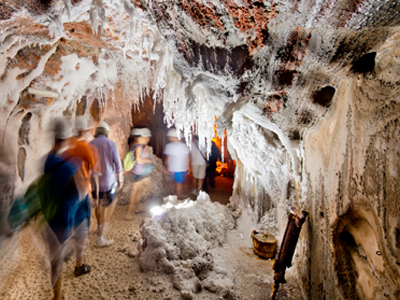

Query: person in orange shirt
[{"left": 60, "top": 116, "right": 97, "bottom": 277}]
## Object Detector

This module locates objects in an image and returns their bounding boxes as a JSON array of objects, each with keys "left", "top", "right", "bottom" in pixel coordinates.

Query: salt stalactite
[
  {"left": 0, "top": 45, "right": 57, "bottom": 129},
  {"left": 90, "top": 0, "right": 107, "bottom": 35},
  {"left": 227, "top": 102, "right": 304, "bottom": 242}
]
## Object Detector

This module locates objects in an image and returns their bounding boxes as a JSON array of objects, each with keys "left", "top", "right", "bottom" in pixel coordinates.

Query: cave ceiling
[{"left": 0, "top": 0, "right": 399, "bottom": 137}]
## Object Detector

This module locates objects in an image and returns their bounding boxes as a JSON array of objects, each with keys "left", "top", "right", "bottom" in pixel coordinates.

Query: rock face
[{"left": 1, "top": 0, "right": 400, "bottom": 299}]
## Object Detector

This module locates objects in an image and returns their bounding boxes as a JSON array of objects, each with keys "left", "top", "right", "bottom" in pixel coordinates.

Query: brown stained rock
[
  {"left": 277, "top": 27, "right": 312, "bottom": 87},
  {"left": 263, "top": 91, "right": 287, "bottom": 117},
  {"left": 18, "top": 112, "right": 32, "bottom": 146},
  {"left": 223, "top": 0, "right": 277, "bottom": 52},
  {"left": 0, "top": 2, "right": 15, "bottom": 20},
  {"left": 179, "top": 0, "right": 224, "bottom": 30}
]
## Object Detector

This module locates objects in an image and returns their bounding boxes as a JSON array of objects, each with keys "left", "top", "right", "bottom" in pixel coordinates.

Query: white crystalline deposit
[{"left": 139, "top": 192, "right": 237, "bottom": 297}]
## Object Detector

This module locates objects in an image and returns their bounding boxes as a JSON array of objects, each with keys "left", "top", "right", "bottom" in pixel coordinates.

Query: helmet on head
[
  {"left": 167, "top": 128, "right": 179, "bottom": 138},
  {"left": 54, "top": 118, "right": 72, "bottom": 140},
  {"left": 131, "top": 128, "right": 152, "bottom": 137},
  {"left": 97, "top": 121, "right": 110, "bottom": 131},
  {"left": 75, "top": 116, "right": 91, "bottom": 132}
]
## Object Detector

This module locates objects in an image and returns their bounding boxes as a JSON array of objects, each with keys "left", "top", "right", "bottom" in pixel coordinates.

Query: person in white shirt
[
  {"left": 163, "top": 128, "right": 190, "bottom": 199},
  {"left": 190, "top": 135, "right": 207, "bottom": 195}
]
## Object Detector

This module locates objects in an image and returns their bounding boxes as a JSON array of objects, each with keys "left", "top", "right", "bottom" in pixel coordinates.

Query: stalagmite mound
[{"left": 139, "top": 193, "right": 237, "bottom": 298}]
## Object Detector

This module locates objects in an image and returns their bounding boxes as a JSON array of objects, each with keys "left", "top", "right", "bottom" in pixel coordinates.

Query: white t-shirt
[
  {"left": 164, "top": 142, "right": 190, "bottom": 172},
  {"left": 191, "top": 141, "right": 206, "bottom": 166}
]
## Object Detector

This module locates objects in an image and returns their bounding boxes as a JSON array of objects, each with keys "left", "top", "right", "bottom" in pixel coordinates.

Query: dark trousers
[{"left": 203, "top": 166, "right": 216, "bottom": 191}]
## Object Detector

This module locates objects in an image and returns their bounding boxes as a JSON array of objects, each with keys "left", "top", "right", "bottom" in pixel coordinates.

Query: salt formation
[{"left": 139, "top": 192, "right": 237, "bottom": 298}]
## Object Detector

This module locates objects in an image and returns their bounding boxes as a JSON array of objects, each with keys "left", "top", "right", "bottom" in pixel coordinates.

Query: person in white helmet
[
  {"left": 125, "top": 127, "right": 153, "bottom": 218},
  {"left": 90, "top": 121, "right": 123, "bottom": 247},
  {"left": 163, "top": 128, "right": 190, "bottom": 199}
]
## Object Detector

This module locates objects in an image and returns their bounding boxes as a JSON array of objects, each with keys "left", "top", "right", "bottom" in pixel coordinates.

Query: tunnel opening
[
  {"left": 312, "top": 86, "right": 335, "bottom": 108},
  {"left": 333, "top": 210, "right": 389, "bottom": 300},
  {"left": 352, "top": 52, "right": 376, "bottom": 73},
  {"left": 131, "top": 92, "right": 168, "bottom": 159},
  {"left": 129, "top": 93, "right": 235, "bottom": 206}
]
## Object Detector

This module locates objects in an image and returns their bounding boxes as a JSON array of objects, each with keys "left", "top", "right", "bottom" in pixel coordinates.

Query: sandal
[{"left": 74, "top": 264, "right": 91, "bottom": 277}]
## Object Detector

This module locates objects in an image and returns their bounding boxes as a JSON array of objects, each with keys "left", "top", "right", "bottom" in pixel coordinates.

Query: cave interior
[{"left": 0, "top": 0, "right": 400, "bottom": 299}]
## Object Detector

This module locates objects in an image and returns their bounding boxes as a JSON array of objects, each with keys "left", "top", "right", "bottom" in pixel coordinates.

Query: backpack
[
  {"left": 123, "top": 144, "right": 144, "bottom": 172},
  {"left": 123, "top": 146, "right": 135, "bottom": 172},
  {"left": 37, "top": 161, "right": 66, "bottom": 222},
  {"left": 7, "top": 178, "right": 44, "bottom": 229}
]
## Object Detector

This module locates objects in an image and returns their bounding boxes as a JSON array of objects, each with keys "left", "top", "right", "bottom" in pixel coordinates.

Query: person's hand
[{"left": 117, "top": 174, "right": 124, "bottom": 190}]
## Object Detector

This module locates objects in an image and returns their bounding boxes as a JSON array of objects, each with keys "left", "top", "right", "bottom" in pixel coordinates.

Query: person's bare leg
[
  {"left": 197, "top": 179, "right": 204, "bottom": 193},
  {"left": 103, "top": 197, "right": 118, "bottom": 226},
  {"left": 140, "top": 177, "right": 152, "bottom": 199},
  {"left": 95, "top": 200, "right": 103, "bottom": 227},
  {"left": 176, "top": 183, "right": 182, "bottom": 199},
  {"left": 53, "top": 275, "right": 62, "bottom": 300},
  {"left": 75, "top": 222, "right": 88, "bottom": 268},
  {"left": 97, "top": 198, "right": 117, "bottom": 246},
  {"left": 127, "top": 182, "right": 140, "bottom": 218}
]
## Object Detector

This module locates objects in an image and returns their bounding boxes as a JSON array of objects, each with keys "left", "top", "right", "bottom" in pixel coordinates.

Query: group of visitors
[
  {"left": 40, "top": 117, "right": 123, "bottom": 300},
  {"left": 125, "top": 126, "right": 222, "bottom": 216},
  {"left": 6, "top": 118, "right": 222, "bottom": 300}
]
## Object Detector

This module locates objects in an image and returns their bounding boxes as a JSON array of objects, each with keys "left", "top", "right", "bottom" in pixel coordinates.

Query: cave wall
[
  {"left": 304, "top": 32, "right": 400, "bottom": 299},
  {"left": 224, "top": 28, "right": 400, "bottom": 299}
]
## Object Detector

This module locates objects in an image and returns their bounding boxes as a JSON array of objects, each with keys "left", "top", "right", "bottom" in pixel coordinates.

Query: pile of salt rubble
[{"left": 139, "top": 192, "right": 237, "bottom": 299}]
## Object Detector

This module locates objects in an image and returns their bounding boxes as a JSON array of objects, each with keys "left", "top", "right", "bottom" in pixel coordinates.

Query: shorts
[
  {"left": 126, "top": 164, "right": 154, "bottom": 182},
  {"left": 92, "top": 187, "right": 116, "bottom": 207},
  {"left": 74, "top": 195, "right": 91, "bottom": 228},
  {"left": 132, "top": 164, "right": 154, "bottom": 182},
  {"left": 171, "top": 171, "right": 188, "bottom": 184},
  {"left": 192, "top": 165, "right": 206, "bottom": 179}
]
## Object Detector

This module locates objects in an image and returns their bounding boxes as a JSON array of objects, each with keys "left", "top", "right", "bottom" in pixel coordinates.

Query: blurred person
[
  {"left": 190, "top": 135, "right": 207, "bottom": 195},
  {"left": 163, "top": 128, "right": 190, "bottom": 199},
  {"left": 203, "top": 140, "right": 221, "bottom": 192},
  {"left": 39, "top": 118, "right": 80, "bottom": 300},
  {"left": 60, "top": 115, "right": 101, "bottom": 276},
  {"left": 125, "top": 128, "right": 153, "bottom": 219},
  {"left": 127, "top": 128, "right": 136, "bottom": 148},
  {"left": 0, "top": 129, "right": 17, "bottom": 243},
  {"left": 90, "top": 121, "right": 123, "bottom": 247}
]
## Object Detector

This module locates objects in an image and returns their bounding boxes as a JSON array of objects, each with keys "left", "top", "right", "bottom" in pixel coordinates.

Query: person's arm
[
  {"left": 113, "top": 144, "right": 124, "bottom": 189},
  {"left": 163, "top": 155, "right": 169, "bottom": 174},
  {"left": 135, "top": 145, "right": 152, "bottom": 164},
  {"left": 92, "top": 175, "right": 99, "bottom": 206}
]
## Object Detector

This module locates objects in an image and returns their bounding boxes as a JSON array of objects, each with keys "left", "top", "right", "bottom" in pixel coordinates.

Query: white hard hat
[
  {"left": 97, "top": 121, "right": 110, "bottom": 131},
  {"left": 167, "top": 128, "right": 178, "bottom": 138},
  {"left": 131, "top": 128, "right": 151, "bottom": 137},
  {"left": 54, "top": 118, "right": 72, "bottom": 140},
  {"left": 75, "top": 116, "right": 91, "bottom": 131}
]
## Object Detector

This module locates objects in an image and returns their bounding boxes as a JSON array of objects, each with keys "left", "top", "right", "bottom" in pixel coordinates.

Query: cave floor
[{"left": 0, "top": 176, "right": 302, "bottom": 300}]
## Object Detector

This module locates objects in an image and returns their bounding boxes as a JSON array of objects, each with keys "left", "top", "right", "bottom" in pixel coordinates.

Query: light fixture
[{"left": 28, "top": 87, "right": 59, "bottom": 98}]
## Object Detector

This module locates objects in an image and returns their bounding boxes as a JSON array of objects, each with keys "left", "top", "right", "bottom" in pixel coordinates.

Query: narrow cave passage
[{"left": 1, "top": 103, "right": 299, "bottom": 300}]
